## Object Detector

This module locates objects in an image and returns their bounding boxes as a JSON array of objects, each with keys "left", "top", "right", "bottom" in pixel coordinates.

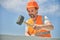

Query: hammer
[{"left": 16, "top": 15, "right": 34, "bottom": 26}]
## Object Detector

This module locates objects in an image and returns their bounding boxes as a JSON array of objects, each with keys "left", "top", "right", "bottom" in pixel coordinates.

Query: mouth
[{"left": 29, "top": 14, "right": 35, "bottom": 18}]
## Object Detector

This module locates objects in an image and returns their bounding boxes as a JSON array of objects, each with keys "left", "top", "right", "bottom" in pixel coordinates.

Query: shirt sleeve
[
  {"left": 25, "top": 20, "right": 28, "bottom": 32},
  {"left": 43, "top": 16, "right": 52, "bottom": 25},
  {"left": 25, "top": 20, "right": 30, "bottom": 36}
]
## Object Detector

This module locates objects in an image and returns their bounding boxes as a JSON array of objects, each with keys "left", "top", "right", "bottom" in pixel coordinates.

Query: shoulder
[
  {"left": 44, "top": 16, "right": 49, "bottom": 20},
  {"left": 42, "top": 16, "right": 49, "bottom": 21},
  {"left": 37, "top": 15, "right": 42, "bottom": 17},
  {"left": 38, "top": 15, "right": 48, "bottom": 19},
  {"left": 37, "top": 15, "right": 46, "bottom": 18},
  {"left": 26, "top": 18, "right": 32, "bottom": 22},
  {"left": 26, "top": 18, "right": 33, "bottom": 24}
]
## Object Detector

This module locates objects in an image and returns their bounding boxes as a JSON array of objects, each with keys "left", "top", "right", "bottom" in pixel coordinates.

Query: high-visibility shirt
[{"left": 26, "top": 15, "right": 51, "bottom": 37}]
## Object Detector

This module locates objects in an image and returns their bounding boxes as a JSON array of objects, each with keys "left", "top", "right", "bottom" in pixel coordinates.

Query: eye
[
  {"left": 28, "top": 10, "right": 30, "bottom": 12},
  {"left": 31, "top": 10, "right": 33, "bottom": 12}
]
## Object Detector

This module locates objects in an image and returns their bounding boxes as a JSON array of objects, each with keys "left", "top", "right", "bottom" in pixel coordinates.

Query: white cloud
[
  {"left": 0, "top": 0, "right": 47, "bottom": 12},
  {"left": 47, "top": 5, "right": 59, "bottom": 12},
  {"left": 0, "top": 0, "right": 27, "bottom": 12},
  {"left": 39, "top": 5, "right": 59, "bottom": 15},
  {"left": 36, "top": 0, "right": 47, "bottom": 4},
  {"left": 0, "top": 0, "right": 59, "bottom": 15}
]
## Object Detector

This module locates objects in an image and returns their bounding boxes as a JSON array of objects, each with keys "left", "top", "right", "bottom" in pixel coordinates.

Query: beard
[{"left": 29, "top": 14, "right": 35, "bottom": 18}]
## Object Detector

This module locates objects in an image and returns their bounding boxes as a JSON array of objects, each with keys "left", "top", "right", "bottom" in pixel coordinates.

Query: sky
[{"left": 0, "top": 0, "right": 60, "bottom": 38}]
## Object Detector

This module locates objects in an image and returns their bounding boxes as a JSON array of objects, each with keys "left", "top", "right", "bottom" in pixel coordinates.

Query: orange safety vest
[{"left": 27, "top": 15, "right": 51, "bottom": 37}]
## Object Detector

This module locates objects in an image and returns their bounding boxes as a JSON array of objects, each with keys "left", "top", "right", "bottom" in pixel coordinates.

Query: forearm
[
  {"left": 43, "top": 25, "right": 54, "bottom": 31},
  {"left": 33, "top": 24, "right": 54, "bottom": 31}
]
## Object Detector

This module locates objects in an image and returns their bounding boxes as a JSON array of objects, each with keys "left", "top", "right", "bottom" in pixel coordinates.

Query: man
[{"left": 25, "top": 0, "right": 54, "bottom": 38}]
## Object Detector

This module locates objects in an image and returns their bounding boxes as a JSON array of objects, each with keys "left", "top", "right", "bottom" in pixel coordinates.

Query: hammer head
[{"left": 16, "top": 15, "right": 24, "bottom": 25}]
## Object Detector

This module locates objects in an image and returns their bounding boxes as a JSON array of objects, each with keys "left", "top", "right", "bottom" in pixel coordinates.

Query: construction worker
[{"left": 25, "top": 0, "right": 54, "bottom": 38}]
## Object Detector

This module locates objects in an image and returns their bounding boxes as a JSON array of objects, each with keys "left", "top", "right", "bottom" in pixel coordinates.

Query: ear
[{"left": 36, "top": 10, "right": 38, "bottom": 14}]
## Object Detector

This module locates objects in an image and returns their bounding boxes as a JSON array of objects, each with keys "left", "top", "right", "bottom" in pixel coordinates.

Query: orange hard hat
[{"left": 26, "top": 0, "right": 39, "bottom": 9}]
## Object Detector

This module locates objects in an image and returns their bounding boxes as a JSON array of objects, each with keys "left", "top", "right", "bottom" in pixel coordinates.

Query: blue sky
[{"left": 0, "top": 0, "right": 60, "bottom": 38}]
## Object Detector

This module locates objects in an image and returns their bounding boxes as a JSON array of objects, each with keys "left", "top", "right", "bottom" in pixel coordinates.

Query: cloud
[
  {"left": 39, "top": 5, "right": 59, "bottom": 15},
  {"left": 0, "top": 0, "right": 47, "bottom": 12},
  {"left": 0, "top": 0, "right": 59, "bottom": 15},
  {"left": 36, "top": 0, "right": 47, "bottom": 4},
  {"left": 45, "top": 5, "right": 59, "bottom": 13},
  {"left": 0, "top": 0, "right": 27, "bottom": 12}
]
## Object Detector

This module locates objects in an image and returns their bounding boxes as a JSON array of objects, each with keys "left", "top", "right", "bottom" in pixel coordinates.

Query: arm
[
  {"left": 33, "top": 16, "right": 54, "bottom": 31},
  {"left": 25, "top": 20, "right": 35, "bottom": 36},
  {"left": 25, "top": 26, "right": 30, "bottom": 36},
  {"left": 42, "top": 24, "right": 54, "bottom": 31},
  {"left": 33, "top": 23, "right": 54, "bottom": 31},
  {"left": 42, "top": 16, "right": 54, "bottom": 31}
]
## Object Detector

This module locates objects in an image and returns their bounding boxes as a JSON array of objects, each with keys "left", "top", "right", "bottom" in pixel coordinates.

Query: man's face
[{"left": 27, "top": 7, "right": 38, "bottom": 18}]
